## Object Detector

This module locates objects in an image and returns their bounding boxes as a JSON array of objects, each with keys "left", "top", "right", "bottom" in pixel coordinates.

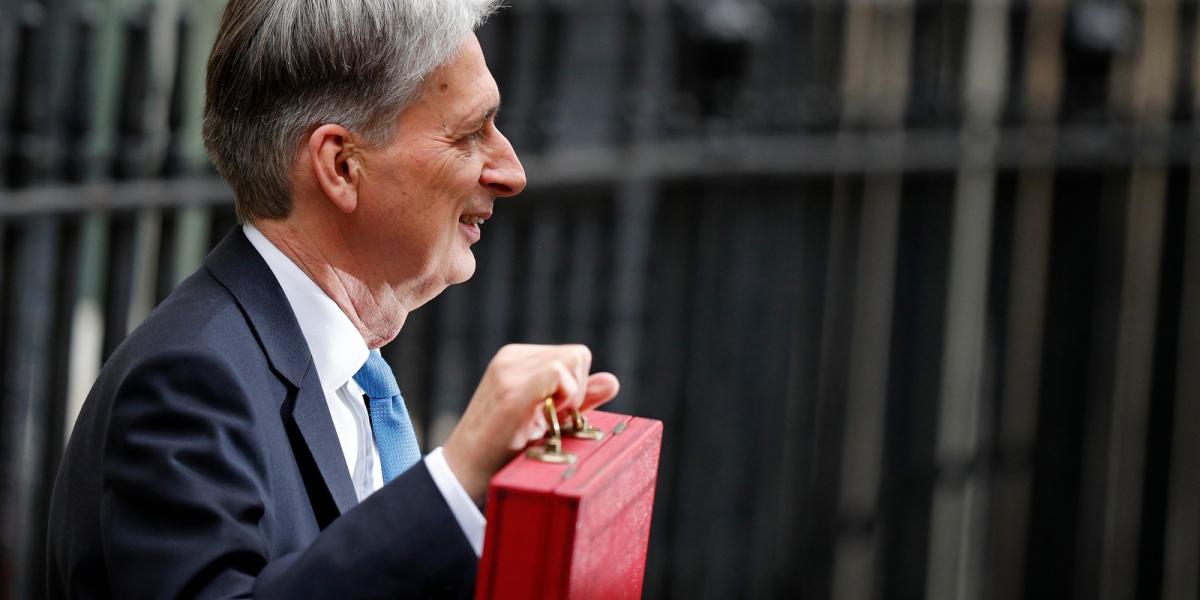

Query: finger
[
  {"left": 565, "top": 344, "right": 592, "bottom": 371},
  {"left": 560, "top": 345, "right": 591, "bottom": 411},
  {"left": 526, "top": 417, "right": 547, "bottom": 442},
  {"left": 578, "top": 372, "right": 620, "bottom": 412},
  {"left": 548, "top": 360, "right": 582, "bottom": 411},
  {"left": 522, "top": 362, "right": 580, "bottom": 444},
  {"left": 573, "top": 352, "right": 589, "bottom": 410}
]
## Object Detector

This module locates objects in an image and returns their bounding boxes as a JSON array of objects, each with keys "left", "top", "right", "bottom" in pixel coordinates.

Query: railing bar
[
  {"left": 603, "top": 0, "right": 671, "bottom": 413},
  {"left": 1157, "top": 15, "right": 1200, "bottom": 600},
  {"left": 542, "top": 3, "right": 622, "bottom": 150},
  {"left": 924, "top": 172, "right": 996, "bottom": 600},
  {"left": 0, "top": 6, "right": 15, "bottom": 185},
  {"left": 758, "top": 181, "right": 831, "bottom": 598},
  {"left": 497, "top": 2, "right": 547, "bottom": 152},
  {"left": 1161, "top": 165, "right": 1200, "bottom": 600},
  {"left": 637, "top": 184, "right": 698, "bottom": 600},
  {"left": 475, "top": 208, "right": 516, "bottom": 377},
  {"left": 923, "top": 0, "right": 1010, "bottom": 597},
  {"left": 124, "top": 208, "right": 161, "bottom": 332},
  {"left": 427, "top": 279, "right": 473, "bottom": 448},
  {"left": 112, "top": 11, "right": 150, "bottom": 179},
  {"left": 168, "top": 205, "right": 212, "bottom": 291},
  {"left": 987, "top": 171, "right": 1053, "bottom": 600},
  {"left": 2, "top": 218, "right": 59, "bottom": 600},
  {"left": 604, "top": 182, "right": 655, "bottom": 414},
  {"left": 666, "top": 190, "right": 736, "bottom": 600},
  {"left": 563, "top": 202, "right": 600, "bottom": 345},
  {"left": 831, "top": 0, "right": 912, "bottom": 595},
  {"left": 31, "top": 215, "right": 82, "bottom": 600},
  {"left": 99, "top": 212, "right": 136, "bottom": 362},
  {"left": 799, "top": 179, "right": 860, "bottom": 600},
  {"left": 205, "top": 204, "right": 238, "bottom": 256},
  {"left": 175, "top": 2, "right": 226, "bottom": 174},
  {"left": 831, "top": 175, "right": 902, "bottom": 600},
  {"left": 63, "top": 213, "right": 112, "bottom": 439},
  {"left": 60, "top": 6, "right": 100, "bottom": 184},
  {"left": 3, "top": 122, "right": 1200, "bottom": 215},
  {"left": 0, "top": 218, "right": 12, "bottom": 600},
  {"left": 518, "top": 127, "right": 1200, "bottom": 186},
  {"left": 986, "top": 0, "right": 1067, "bottom": 593},
  {"left": 1096, "top": 0, "right": 1180, "bottom": 596},
  {"left": 40, "top": 215, "right": 82, "bottom": 465},
  {"left": 746, "top": 187, "right": 814, "bottom": 598},
  {"left": 1097, "top": 172, "right": 1169, "bottom": 600},
  {"left": 521, "top": 205, "right": 561, "bottom": 343}
]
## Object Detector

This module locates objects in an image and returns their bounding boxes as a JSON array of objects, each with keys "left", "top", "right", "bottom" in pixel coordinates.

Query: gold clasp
[
  {"left": 526, "top": 398, "right": 577, "bottom": 464},
  {"left": 564, "top": 409, "right": 605, "bottom": 440}
]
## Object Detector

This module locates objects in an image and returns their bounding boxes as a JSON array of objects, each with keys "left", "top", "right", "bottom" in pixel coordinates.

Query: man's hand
[{"left": 441, "top": 344, "right": 620, "bottom": 504}]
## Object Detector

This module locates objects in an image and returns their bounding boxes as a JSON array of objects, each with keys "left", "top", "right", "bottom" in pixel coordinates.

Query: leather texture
[{"left": 46, "top": 228, "right": 478, "bottom": 599}]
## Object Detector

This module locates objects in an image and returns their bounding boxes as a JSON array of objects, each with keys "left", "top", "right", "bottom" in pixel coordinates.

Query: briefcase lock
[{"left": 527, "top": 398, "right": 578, "bottom": 464}]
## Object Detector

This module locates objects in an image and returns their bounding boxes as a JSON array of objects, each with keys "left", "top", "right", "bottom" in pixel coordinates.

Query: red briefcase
[{"left": 475, "top": 404, "right": 663, "bottom": 600}]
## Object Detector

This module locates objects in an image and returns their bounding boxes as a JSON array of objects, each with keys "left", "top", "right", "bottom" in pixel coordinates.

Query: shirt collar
[{"left": 243, "top": 223, "right": 369, "bottom": 395}]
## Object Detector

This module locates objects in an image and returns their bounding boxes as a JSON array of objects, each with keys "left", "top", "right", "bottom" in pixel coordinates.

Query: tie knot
[{"left": 353, "top": 349, "right": 400, "bottom": 399}]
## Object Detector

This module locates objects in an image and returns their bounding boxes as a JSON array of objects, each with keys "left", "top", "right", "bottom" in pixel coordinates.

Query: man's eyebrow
[
  {"left": 459, "top": 101, "right": 500, "bottom": 132},
  {"left": 481, "top": 101, "right": 501, "bottom": 123}
]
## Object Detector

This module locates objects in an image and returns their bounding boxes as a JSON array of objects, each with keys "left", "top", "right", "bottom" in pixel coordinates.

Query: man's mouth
[{"left": 459, "top": 215, "right": 487, "bottom": 225}]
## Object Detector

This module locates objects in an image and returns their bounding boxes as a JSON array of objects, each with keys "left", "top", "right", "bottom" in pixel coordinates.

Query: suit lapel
[
  {"left": 292, "top": 368, "right": 360, "bottom": 514},
  {"left": 204, "top": 227, "right": 359, "bottom": 516}
]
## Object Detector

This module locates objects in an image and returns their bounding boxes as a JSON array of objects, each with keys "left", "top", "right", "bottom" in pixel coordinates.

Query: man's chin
[{"left": 445, "top": 255, "right": 477, "bottom": 286}]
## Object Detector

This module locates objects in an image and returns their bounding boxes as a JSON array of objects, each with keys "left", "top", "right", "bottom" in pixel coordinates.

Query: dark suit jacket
[{"left": 46, "top": 229, "right": 477, "bottom": 599}]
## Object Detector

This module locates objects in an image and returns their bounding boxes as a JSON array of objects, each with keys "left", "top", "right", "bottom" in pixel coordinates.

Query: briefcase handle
[{"left": 526, "top": 398, "right": 606, "bottom": 464}]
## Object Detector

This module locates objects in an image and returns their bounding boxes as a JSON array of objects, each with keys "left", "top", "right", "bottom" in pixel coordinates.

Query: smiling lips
[{"left": 459, "top": 212, "right": 489, "bottom": 243}]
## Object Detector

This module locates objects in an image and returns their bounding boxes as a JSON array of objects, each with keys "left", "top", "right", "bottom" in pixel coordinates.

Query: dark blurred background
[{"left": 2, "top": 0, "right": 1199, "bottom": 598}]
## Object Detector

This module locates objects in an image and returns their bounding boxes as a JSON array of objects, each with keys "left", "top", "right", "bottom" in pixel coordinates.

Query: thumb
[{"left": 579, "top": 372, "right": 619, "bottom": 412}]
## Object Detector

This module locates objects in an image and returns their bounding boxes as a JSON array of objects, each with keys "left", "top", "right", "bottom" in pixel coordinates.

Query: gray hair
[{"left": 202, "top": 0, "right": 503, "bottom": 221}]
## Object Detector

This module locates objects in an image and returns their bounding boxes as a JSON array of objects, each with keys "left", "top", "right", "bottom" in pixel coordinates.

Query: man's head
[
  {"left": 204, "top": 0, "right": 525, "bottom": 346},
  {"left": 202, "top": 0, "right": 505, "bottom": 222}
]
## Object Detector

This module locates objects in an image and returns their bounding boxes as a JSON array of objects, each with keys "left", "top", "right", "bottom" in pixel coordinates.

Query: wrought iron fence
[{"left": 1, "top": 0, "right": 1198, "bottom": 599}]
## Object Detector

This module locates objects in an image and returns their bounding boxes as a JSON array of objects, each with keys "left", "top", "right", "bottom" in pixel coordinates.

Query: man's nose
[{"left": 480, "top": 128, "right": 526, "bottom": 197}]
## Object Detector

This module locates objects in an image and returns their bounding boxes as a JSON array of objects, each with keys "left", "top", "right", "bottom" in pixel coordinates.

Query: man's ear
[{"left": 306, "top": 124, "right": 362, "bottom": 214}]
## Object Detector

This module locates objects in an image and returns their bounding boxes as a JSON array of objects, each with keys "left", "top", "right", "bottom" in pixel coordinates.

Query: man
[{"left": 46, "top": 0, "right": 619, "bottom": 597}]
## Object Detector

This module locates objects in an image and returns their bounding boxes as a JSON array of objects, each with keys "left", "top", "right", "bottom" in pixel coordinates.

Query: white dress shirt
[{"left": 243, "top": 223, "right": 485, "bottom": 556}]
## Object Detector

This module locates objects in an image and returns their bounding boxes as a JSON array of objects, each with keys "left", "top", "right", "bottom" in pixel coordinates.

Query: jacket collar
[
  {"left": 204, "top": 227, "right": 312, "bottom": 387},
  {"left": 241, "top": 223, "right": 369, "bottom": 399},
  {"left": 204, "top": 227, "right": 359, "bottom": 515}
]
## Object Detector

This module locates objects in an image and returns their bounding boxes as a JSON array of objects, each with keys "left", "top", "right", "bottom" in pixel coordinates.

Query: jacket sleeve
[{"left": 100, "top": 349, "right": 477, "bottom": 599}]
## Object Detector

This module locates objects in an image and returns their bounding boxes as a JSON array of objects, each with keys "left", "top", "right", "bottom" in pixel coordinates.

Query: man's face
[{"left": 350, "top": 35, "right": 525, "bottom": 305}]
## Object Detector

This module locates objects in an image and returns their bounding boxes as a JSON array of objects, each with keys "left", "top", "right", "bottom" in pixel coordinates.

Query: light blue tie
[{"left": 353, "top": 349, "right": 421, "bottom": 483}]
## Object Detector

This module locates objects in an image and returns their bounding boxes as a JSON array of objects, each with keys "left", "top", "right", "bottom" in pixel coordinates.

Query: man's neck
[{"left": 251, "top": 219, "right": 406, "bottom": 349}]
